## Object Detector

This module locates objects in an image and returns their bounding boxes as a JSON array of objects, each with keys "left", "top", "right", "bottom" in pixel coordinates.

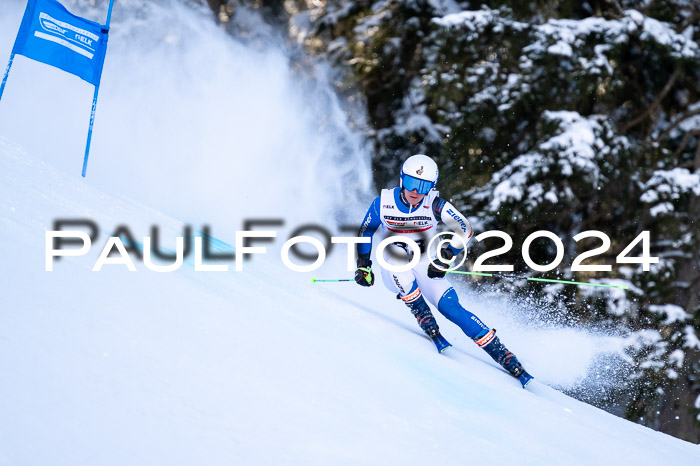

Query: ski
[
  {"left": 432, "top": 334, "right": 452, "bottom": 353},
  {"left": 518, "top": 370, "right": 534, "bottom": 389}
]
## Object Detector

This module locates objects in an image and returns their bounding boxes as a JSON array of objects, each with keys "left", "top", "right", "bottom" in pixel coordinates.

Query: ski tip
[{"left": 310, "top": 278, "right": 316, "bottom": 283}]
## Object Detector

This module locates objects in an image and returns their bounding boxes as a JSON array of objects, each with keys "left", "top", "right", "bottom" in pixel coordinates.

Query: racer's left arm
[{"left": 429, "top": 197, "right": 474, "bottom": 277}]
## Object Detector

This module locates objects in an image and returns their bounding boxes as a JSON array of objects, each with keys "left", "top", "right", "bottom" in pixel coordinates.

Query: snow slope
[
  {"left": 1, "top": 0, "right": 699, "bottom": 464},
  {"left": 1, "top": 135, "right": 699, "bottom": 465}
]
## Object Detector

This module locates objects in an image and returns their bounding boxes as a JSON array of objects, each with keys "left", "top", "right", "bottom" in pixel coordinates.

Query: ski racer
[{"left": 354, "top": 154, "right": 533, "bottom": 387}]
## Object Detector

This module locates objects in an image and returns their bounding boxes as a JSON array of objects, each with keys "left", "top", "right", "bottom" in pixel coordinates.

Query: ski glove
[
  {"left": 355, "top": 256, "right": 375, "bottom": 287},
  {"left": 427, "top": 247, "right": 455, "bottom": 279}
]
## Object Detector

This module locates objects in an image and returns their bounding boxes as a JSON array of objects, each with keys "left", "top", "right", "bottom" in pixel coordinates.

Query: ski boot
[
  {"left": 402, "top": 293, "right": 452, "bottom": 353},
  {"left": 473, "top": 328, "right": 533, "bottom": 388}
]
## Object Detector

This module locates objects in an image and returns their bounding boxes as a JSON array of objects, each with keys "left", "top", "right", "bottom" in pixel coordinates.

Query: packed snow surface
[
  {"left": 1, "top": 1, "right": 699, "bottom": 465},
  {"left": 2, "top": 134, "right": 699, "bottom": 465}
]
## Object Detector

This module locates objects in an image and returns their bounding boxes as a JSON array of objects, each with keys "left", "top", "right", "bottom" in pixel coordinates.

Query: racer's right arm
[{"left": 356, "top": 196, "right": 381, "bottom": 263}]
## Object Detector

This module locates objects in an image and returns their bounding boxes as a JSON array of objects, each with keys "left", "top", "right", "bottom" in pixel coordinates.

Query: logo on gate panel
[{"left": 38, "top": 12, "right": 99, "bottom": 57}]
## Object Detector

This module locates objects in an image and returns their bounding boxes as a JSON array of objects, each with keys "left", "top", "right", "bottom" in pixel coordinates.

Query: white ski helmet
[{"left": 400, "top": 154, "right": 439, "bottom": 194}]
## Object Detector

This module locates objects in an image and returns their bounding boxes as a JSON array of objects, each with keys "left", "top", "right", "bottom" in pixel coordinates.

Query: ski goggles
[{"left": 401, "top": 175, "right": 434, "bottom": 195}]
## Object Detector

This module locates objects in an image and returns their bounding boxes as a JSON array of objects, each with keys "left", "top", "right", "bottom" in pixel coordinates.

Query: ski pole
[
  {"left": 446, "top": 270, "right": 629, "bottom": 290},
  {"left": 310, "top": 278, "right": 353, "bottom": 283}
]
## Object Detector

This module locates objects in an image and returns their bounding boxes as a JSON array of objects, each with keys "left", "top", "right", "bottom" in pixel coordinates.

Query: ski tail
[
  {"left": 432, "top": 334, "right": 452, "bottom": 353},
  {"left": 518, "top": 370, "right": 534, "bottom": 388}
]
